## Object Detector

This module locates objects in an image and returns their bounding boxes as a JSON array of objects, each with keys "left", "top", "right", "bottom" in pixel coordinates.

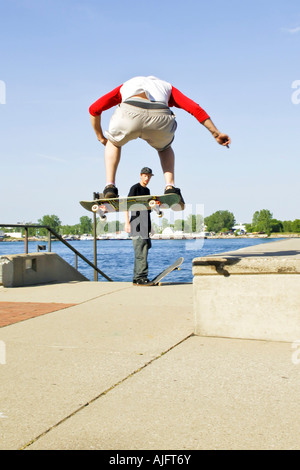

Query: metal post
[
  {"left": 48, "top": 230, "right": 51, "bottom": 252},
  {"left": 24, "top": 227, "right": 28, "bottom": 254},
  {"left": 93, "top": 192, "right": 98, "bottom": 281}
]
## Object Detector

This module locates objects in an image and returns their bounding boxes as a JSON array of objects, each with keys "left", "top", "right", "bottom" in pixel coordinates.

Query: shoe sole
[{"left": 133, "top": 282, "right": 154, "bottom": 286}]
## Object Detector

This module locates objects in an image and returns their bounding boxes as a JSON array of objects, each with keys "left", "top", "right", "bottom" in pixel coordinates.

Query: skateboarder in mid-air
[
  {"left": 125, "top": 167, "right": 154, "bottom": 286},
  {"left": 89, "top": 75, "right": 231, "bottom": 204}
]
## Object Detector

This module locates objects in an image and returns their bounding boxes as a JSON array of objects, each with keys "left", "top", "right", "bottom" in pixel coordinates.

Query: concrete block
[
  {"left": 0, "top": 253, "right": 88, "bottom": 287},
  {"left": 193, "top": 253, "right": 300, "bottom": 343}
]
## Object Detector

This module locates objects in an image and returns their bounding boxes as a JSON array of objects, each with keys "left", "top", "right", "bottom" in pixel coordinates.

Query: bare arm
[
  {"left": 89, "top": 85, "right": 123, "bottom": 146},
  {"left": 90, "top": 115, "right": 107, "bottom": 146},
  {"left": 201, "top": 118, "right": 231, "bottom": 147},
  {"left": 124, "top": 211, "right": 131, "bottom": 233}
]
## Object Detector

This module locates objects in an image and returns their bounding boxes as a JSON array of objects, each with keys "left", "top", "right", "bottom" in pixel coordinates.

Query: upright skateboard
[
  {"left": 80, "top": 193, "right": 183, "bottom": 221},
  {"left": 151, "top": 257, "right": 184, "bottom": 286}
]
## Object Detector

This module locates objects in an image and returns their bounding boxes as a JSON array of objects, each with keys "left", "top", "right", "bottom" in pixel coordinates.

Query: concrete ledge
[
  {"left": 193, "top": 239, "right": 300, "bottom": 343},
  {"left": 0, "top": 253, "right": 88, "bottom": 287},
  {"left": 193, "top": 256, "right": 300, "bottom": 276}
]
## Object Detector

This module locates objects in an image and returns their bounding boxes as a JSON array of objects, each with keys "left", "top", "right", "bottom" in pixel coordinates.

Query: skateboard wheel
[
  {"left": 92, "top": 204, "right": 99, "bottom": 212},
  {"left": 149, "top": 199, "right": 156, "bottom": 208},
  {"left": 158, "top": 211, "right": 164, "bottom": 218},
  {"left": 99, "top": 215, "right": 107, "bottom": 222}
]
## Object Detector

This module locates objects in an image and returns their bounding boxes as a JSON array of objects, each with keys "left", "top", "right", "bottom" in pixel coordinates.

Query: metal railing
[{"left": 0, "top": 224, "right": 113, "bottom": 282}]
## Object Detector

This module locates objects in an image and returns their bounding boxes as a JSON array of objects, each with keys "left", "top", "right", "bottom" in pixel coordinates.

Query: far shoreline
[{"left": 1, "top": 233, "right": 299, "bottom": 242}]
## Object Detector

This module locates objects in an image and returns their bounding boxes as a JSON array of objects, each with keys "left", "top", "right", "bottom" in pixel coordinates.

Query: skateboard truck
[
  {"left": 91, "top": 192, "right": 107, "bottom": 221},
  {"left": 149, "top": 199, "right": 163, "bottom": 218},
  {"left": 92, "top": 203, "right": 107, "bottom": 221}
]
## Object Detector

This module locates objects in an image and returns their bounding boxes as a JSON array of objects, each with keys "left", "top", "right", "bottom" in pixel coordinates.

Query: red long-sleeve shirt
[{"left": 89, "top": 84, "right": 210, "bottom": 123}]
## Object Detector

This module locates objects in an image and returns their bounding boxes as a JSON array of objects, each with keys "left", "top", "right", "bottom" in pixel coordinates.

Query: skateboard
[
  {"left": 151, "top": 257, "right": 184, "bottom": 286},
  {"left": 80, "top": 193, "right": 182, "bottom": 221}
]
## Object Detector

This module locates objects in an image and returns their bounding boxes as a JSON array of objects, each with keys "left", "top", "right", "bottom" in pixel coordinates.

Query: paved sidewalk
[
  {"left": 0, "top": 238, "right": 300, "bottom": 450},
  {"left": 0, "top": 302, "right": 76, "bottom": 327},
  {"left": 0, "top": 282, "right": 194, "bottom": 450}
]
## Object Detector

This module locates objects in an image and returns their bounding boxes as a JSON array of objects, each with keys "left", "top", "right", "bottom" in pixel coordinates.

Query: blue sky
[{"left": 0, "top": 0, "right": 299, "bottom": 226}]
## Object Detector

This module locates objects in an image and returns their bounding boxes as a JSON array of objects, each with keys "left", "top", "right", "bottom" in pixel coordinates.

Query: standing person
[
  {"left": 125, "top": 167, "right": 154, "bottom": 286},
  {"left": 89, "top": 76, "right": 231, "bottom": 203}
]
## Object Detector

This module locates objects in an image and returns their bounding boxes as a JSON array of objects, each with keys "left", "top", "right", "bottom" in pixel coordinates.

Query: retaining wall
[
  {"left": 0, "top": 253, "right": 88, "bottom": 287},
  {"left": 193, "top": 240, "right": 300, "bottom": 343}
]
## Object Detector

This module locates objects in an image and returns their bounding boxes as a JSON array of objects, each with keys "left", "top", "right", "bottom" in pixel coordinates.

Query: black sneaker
[
  {"left": 103, "top": 184, "right": 119, "bottom": 199},
  {"left": 134, "top": 278, "right": 154, "bottom": 286},
  {"left": 164, "top": 186, "right": 185, "bottom": 210},
  {"left": 93, "top": 192, "right": 104, "bottom": 200}
]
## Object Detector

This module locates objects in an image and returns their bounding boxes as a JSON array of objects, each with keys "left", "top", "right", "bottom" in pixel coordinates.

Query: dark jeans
[{"left": 132, "top": 237, "right": 152, "bottom": 281}]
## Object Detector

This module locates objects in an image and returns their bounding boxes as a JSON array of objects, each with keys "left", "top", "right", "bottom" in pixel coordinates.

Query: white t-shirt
[
  {"left": 120, "top": 76, "right": 172, "bottom": 104},
  {"left": 89, "top": 76, "right": 210, "bottom": 123}
]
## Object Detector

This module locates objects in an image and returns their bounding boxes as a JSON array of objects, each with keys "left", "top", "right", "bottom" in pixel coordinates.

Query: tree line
[
  {"left": 204, "top": 209, "right": 300, "bottom": 235},
  {"left": 3, "top": 210, "right": 300, "bottom": 237}
]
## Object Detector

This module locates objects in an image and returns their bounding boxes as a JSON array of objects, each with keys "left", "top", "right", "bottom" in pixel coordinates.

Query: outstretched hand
[
  {"left": 215, "top": 133, "right": 231, "bottom": 148},
  {"left": 201, "top": 119, "right": 231, "bottom": 148}
]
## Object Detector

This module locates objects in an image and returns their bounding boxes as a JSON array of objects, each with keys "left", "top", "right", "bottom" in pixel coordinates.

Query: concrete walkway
[{"left": 0, "top": 238, "right": 300, "bottom": 450}]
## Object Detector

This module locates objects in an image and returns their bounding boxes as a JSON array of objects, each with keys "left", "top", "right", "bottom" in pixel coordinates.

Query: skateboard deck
[
  {"left": 151, "top": 257, "right": 184, "bottom": 286},
  {"left": 80, "top": 193, "right": 183, "bottom": 221}
]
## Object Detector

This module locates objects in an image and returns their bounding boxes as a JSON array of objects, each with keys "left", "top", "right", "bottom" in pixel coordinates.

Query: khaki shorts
[{"left": 106, "top": 101, "right": 177, "bottom": 151}]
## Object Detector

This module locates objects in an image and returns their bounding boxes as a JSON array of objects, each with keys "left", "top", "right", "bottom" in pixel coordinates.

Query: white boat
[{"left": 62, "top": 235, "right": 78, "bottom": 241}]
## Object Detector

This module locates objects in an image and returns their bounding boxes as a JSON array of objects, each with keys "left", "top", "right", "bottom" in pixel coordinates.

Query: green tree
[
  {"left": 245, "top": 223, "right": 253, "bottom": 233},
  {"left": 282, "top": 220, "right": 293, "bottom": 232},
  {"left": 270, "top": 219, "right": 283, "bottom": 233},
  {"left": 204, "top": 210, "right": 235, "bottom": 232},
  {"left": 174, "top": 219, "right": 185, "bottom": 231},
  {"left": 80, "top": 216, "right": 93, "bottom": 234},
  {"left": 60, "top": 224, "right": 73, "bottom": 235},
  {"left": 38, "top": 214, "right": 61, "bottom": 235},
  {"left": 161, "top": 218, "right": 169, "bottom": 230},
  {"left": 292, "top": 219, "right": 300, "bottom": 233},
  {"left": 252, "top": 209, "right": 273, "bottom": 234},
  {"left": 186, "top": 214, "right": 204, "bottom": 233},
  {"left": 61, "top": 224, "right": 81, "bottom": 235}
]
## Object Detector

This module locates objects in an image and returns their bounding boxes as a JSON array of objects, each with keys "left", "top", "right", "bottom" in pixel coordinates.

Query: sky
[{"left": 0, "top": 0, "right": 299, "bottom": 226}]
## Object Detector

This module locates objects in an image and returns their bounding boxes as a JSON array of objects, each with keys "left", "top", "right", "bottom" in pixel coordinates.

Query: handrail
[{"left": 0, "top": 224, "right": 113, "bottom": 282}]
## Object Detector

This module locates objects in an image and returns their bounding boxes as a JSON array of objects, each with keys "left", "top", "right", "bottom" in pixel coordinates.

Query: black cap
[{"left": 140, "top": 167, "right": 154, "bottom": 176}]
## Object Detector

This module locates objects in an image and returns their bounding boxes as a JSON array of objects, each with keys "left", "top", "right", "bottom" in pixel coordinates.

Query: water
[{"left": 0, "top": 237, "right": 281, "bottom": 283}]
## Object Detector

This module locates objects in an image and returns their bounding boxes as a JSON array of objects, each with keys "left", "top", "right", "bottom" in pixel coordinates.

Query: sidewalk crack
[{"left": 19, "top": 332, "right": 194, "bottom": 450}]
